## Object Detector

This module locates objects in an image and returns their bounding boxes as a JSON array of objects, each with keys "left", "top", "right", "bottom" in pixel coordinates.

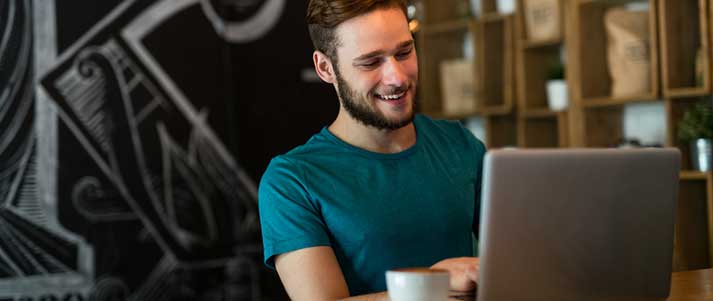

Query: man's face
[{"left": 332, "top": 7, "right": 418, "bottom": 130}]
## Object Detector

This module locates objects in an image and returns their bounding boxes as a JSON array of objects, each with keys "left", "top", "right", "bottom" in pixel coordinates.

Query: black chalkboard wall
[{"left": 0, "top": 0, "right": 335, "bottom": 300}]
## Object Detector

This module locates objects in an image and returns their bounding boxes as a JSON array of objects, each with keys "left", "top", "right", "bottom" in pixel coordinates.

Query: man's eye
[
  {"left": 396, "top": 49, "right": 412, "bottom": 59},
  {"left": 361, "top": 61, "right": 379, "bottom": 68}
]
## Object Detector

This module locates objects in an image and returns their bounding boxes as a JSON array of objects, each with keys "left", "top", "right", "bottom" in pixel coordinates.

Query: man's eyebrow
[{"left": 353, "top": 40, "right": 415, "bottom": 62}]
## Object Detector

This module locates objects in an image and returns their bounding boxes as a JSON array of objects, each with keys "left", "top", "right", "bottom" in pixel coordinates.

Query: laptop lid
[{"left": 477, "top": 148, "right": 680, "bottom": 301}]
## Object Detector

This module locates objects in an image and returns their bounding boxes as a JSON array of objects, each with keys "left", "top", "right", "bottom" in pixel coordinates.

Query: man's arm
[{"left": 275, "top": 246, "right": 350, "bottom": 301}]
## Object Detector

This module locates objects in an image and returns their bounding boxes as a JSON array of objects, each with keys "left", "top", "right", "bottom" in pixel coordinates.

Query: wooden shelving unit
[
  {"left": 417, "top": 0, "right": 713, "bottom": 271},
  {"left": 569, "top": 0, "right": 660, "bottom": 106},
  {"left": 417, "top": 0, "right": 520, "bottom": 148},
  {"left": 417, "top": 18, "right": 477, "bottom": 117},
  {"left": 477, "top": 14, "right": 516, "bottom": 114},
  {"left": 478, "top": 12, "right": 519, "bottom": 148},
  {"left": 514, "top": 0, "right": 568, "bottom": 148},
  {"left": 566, "top": 0, "right": 712, "bottom": 271}
]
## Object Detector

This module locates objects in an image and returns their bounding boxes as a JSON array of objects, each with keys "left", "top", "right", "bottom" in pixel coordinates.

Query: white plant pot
[
  {"left": 497, "top": 0, "right": 516, "bottom": 14},
  {"left": 691, "top": 138, "right": 712, "bottom": 172},
  {"left": 470, "top": 0, "right": 515, "bottom": 16},
  {"left": 546, "top": 79, "right": 568, "bottom": 111},
  {"left": 470, "top": 0, "right": 482, "bottom": 17}
]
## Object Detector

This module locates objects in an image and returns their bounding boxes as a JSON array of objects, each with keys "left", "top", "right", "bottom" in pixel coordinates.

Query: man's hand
[{"left": 430, "top": 257, "right": 479, "bottom": 292}]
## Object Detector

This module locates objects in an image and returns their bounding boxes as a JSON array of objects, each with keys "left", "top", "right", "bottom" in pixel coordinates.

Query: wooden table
[{"left": 341, "top": 268, "right": 713, "bottom": 301}]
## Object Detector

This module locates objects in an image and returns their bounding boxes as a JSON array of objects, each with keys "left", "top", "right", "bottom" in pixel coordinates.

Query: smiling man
[{"left": 258, "top": 1, "right": 486, "bottom": 300}]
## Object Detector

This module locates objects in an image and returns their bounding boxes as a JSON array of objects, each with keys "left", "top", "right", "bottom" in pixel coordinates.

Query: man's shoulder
[
  {"left": 263, "top": 129, "right": 343, "bottom": 178},
  {"left": 415, "top": 114, "right": 485, "bottom": 152},
  {"left": 279, "top": 128, "right": 341, "bottom": 162}
]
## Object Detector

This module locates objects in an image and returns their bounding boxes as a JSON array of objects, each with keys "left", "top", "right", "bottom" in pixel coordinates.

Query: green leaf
[{"left": 678, "top": 102, "right": 713, "bottom": 142}]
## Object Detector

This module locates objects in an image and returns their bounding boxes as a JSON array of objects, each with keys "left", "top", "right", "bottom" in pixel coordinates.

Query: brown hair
[{"left": 306, "top": 0, "right": 408, "bottom": 63}]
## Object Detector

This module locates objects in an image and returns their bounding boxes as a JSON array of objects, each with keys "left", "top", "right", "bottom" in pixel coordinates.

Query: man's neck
[{"left": 328, "top": 110, "right": 416, "bottom": 154}]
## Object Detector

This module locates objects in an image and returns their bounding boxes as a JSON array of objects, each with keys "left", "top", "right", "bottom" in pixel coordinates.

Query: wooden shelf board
[
  {"left": 520, "top": 38, "right": 563, "bottom": 50},
  {"left": 520, "top": 108, "right": 562, "bottom": 118},
  {"left": 480, "top": 13, "right": 507, "bottom": 23},
  {"left": 578, "top": 0, "right": 647, "bottom": 5},
  {"left": 663, "top": 87, "right": 710, "bottom": 99},
  {"left": 420, "top": 18, "right": 471, "bottom": 35},
  {"left": 581, "top": 94, "right": 660, "bottom": 108},
  {"left": 479, "top": 105, "right": 512, "bottom": 116},
  {"left": 680, "top": 171, "right": 711, "bottom": 181}
]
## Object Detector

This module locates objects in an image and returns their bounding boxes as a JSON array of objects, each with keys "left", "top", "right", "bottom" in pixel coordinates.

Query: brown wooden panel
[
  {"left": 576, "top": 1, "right": 610, "bottom": 100},
  {"left": 659, "top": 0, "right": 709, "bottom": 93},
  {"left": 481, "top": 17, "right": 506, "bottom": 107},
  {"left": 417, "top": 23, "right": 473, "bottom": 115},
  {"left": 518, "top": 116, "right": 559, "bottom": 147},
  {"left": 518, "top": 46, "right": 562, "bottom": 111},
  {"left": 422, "top": 0, "right": 473, "bottom": 24},
  {"left": 557, "top": 111, "right": 570, "bottom": 147},
  {"left": 673, "top": 180, "right": 711, "bottom": 271},
  {"left": 481, "top": 0, "right": 498, "bottom": 15},
  {"left": 486, "top": 113, "right": 518, "bottom": 148},
  {"left": 583, "top": 107, "right": 623, "bottom": 147}
]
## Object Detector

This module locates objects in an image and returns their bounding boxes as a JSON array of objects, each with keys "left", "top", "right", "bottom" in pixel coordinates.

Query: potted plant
[
  {"left": 678, "top": 102, "right": 713, "bottom": 171},
  {"left": 546, "top": 62, "right": 567, "bottom": 111}
]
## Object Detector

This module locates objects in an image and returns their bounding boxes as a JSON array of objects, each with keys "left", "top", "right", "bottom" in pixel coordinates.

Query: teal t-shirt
[{"left": 258, "top": 114, "right": 486, "bottom": 295}]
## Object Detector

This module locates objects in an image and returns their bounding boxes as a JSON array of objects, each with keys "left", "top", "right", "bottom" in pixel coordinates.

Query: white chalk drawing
[
  {"left": 200, "top": 0, "right": 286, "bottom": 43},
  {"left": 1, "top": 0, "right": 271, "bottom": 299},
  {"left": 0, "top": 0, "right": 94, "bottom": 298}
]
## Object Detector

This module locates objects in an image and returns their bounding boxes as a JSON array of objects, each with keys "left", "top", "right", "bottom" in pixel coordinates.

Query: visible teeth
[{"left": 377, "top": 92, "right": 405, "bottom": 100}]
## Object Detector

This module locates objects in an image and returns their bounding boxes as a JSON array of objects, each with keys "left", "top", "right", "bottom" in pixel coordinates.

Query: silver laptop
[{"left": 477, "top": 148, "right": 680, "bottom": 301}]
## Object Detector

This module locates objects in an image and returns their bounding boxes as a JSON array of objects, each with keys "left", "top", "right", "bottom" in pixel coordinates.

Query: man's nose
[{"left": 381, "top": 57, "right": 408, "bottom": 87}]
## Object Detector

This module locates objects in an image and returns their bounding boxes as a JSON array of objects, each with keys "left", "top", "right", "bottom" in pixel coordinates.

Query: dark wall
[
  {"left": 231, "top": 1, "right": 338, "bottom": 181},
  {"left": 0, "top": 0, "right": 334, "bottom": 300}
]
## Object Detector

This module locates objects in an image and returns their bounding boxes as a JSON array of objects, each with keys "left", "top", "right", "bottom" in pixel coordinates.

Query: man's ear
[{"left": 313, "top": 50, "right": 336, "bottom": 84}]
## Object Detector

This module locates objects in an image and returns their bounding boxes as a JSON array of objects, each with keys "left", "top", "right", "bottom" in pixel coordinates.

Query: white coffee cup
[{"left": 386, "top": 268, "right": 450, "bottom": 301}]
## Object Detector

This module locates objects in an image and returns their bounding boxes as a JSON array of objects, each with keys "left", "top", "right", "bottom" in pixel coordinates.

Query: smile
[{"left": 375, "top": 91, "right": 406, "bottom": 101}]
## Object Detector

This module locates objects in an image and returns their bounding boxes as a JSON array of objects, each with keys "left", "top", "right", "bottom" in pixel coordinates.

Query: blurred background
[{"left": 0, "top": 0, "right": 711, "bottom": 300}]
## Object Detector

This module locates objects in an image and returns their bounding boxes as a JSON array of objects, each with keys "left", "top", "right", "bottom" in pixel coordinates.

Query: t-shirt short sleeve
[{"left": 258, "top": 156, "right": 331, "bottom": 269}]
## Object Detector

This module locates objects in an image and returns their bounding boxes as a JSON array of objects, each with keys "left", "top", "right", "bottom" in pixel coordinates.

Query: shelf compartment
[
  {"left": 485, "top": 113, "right": 518, "bottom": 148},
  {"left": 417, "top": 20, "right": 478, "bottom": 116},
  {"left": 516, "top": 44, "right": 563, "bottom": 112},
  {"left": 673, "top": 179, "right": 711, "bottom": 271},
  {"left": 580, "top": 107, "right": 624, "bottom": 147},
  {"left": 517, "top": 112, "right": 568, "bottom": 147},
  {"left": 476, "top": 14, "right": 517, "bottom": 113},
  {"left": 515, "top": 0, "right": 565, "bottom": 44},
  {"left": 665, "top": 97, "right": 713, "bottom": 171},
  {"left": 659, "top": 0, "right": 711, "bottom": 97},
  {"left": 570, "top": 0, "right": 660, "bottom": 105}
]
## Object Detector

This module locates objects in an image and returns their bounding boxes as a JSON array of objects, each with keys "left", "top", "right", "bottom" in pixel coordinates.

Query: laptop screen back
[{"left": 477, "top": 148, "right": 680, "bottom": 301}]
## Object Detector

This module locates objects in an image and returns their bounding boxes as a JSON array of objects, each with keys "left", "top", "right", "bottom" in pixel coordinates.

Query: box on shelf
[
  {"left": 524, "top": 0, "right": 562, "bottom": 41},
  {"left": 439, "top": 59, "right": 477, "bottom": 115},
  {"left": 605, "top": 7, "right": 652, "bottom": 97}
]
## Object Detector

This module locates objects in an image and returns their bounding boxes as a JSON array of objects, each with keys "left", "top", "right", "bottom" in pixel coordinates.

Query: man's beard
[{"left": 335, "top": 68, "right": 416, "bottom": 131}]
